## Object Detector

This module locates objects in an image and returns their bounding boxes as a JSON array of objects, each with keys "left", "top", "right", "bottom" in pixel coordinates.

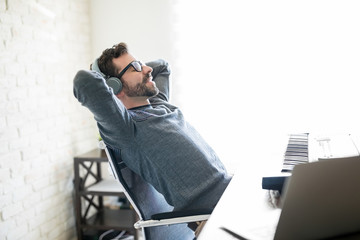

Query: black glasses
[{"left": 117, "top": 60, "right": 143, "bottom": 79}]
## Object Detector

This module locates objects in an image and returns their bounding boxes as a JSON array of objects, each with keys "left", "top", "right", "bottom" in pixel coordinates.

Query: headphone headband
[{"left": 91, "top": 58, "right": 105, "bottom": 77}]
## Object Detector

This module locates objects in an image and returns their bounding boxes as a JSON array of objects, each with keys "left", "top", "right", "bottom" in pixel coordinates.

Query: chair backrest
[{"left": 102, "top": 143, "right": 195, "bottom": 240}]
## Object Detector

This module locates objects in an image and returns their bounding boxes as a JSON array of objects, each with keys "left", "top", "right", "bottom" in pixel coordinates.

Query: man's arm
[
  {"left": 146, "top": 59, "right": 171, "bottom": 102},
  {"left": 73, "top": 70, "right": 135, "bottom": 147}
]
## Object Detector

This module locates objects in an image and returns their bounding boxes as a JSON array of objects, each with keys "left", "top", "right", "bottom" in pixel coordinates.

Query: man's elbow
[{"left": 73, "top": 70, "right": 104, "bottom": 101}]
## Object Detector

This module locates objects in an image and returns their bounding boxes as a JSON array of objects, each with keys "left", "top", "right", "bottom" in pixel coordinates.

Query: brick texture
[{"left": 0, "top": 0, "right": 97, "bottom": 239}]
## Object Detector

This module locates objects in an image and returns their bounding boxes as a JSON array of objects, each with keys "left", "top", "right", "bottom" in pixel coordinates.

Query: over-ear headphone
[{"left": 91, "top": 58, "right": 123, "bottom": 94}]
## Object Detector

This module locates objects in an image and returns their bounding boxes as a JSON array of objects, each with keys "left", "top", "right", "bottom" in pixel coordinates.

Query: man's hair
[{"left": 97, "top": 42, "right": 128, "bottom": 77}]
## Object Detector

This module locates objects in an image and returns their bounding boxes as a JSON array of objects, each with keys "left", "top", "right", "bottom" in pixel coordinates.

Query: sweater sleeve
[
  {"left": 146, "top": 59, "right": 171, "bottom": 102},
  {"left": 73, "top": 70, "right": 134, "bottom": 147}
]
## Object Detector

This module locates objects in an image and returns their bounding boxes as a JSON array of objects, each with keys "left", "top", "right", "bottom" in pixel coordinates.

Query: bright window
[{"left": 171, "top": 0, "right": 360, "bottom": 171}]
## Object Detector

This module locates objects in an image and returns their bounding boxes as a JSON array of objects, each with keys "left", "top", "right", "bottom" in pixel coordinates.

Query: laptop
[{"left": 224, "top": 156, "right": 360, "bottom": 240}]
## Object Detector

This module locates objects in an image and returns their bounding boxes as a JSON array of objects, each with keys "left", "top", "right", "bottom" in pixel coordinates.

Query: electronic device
[{"left": 91, "top": 58, "right": 123, "bottom": 94}]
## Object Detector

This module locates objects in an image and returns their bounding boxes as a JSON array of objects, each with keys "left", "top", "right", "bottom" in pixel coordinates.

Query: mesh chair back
[{"left": 105, "top": 145, "right": 195, "bottom": 240}]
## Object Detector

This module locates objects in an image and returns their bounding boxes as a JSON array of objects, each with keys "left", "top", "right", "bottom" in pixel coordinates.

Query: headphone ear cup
[{"left": 106, "top": 77, "right": 123, "bottom": 94}]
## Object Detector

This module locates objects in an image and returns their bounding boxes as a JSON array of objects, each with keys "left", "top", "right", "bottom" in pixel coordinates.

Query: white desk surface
[
  {"left": 198, "top": 170, "right": 280, "bottom": 240},
  {"left": 198, "top": 134, "right": 287, "bottom": 240},
  {"left": 198, "top": 133, "right": 360, "bottom": 240}
]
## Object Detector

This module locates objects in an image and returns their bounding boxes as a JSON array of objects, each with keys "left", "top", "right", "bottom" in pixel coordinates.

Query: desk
[
  {"left": 198, "top": 135, "right": 288, "bottom": 239},
  {"left": 199, "top": 172, "right": 360, "bottom": 240},
  {"left": 198, "top": 133, "right": 360, "bottom": 240},
  {"left": 198, "top": 170, "right": 280, "bottom": 240}
]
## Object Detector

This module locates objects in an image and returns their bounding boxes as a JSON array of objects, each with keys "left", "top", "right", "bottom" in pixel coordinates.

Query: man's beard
[{"left": 124, "top": 74, "right": 159, "bottom": 97}]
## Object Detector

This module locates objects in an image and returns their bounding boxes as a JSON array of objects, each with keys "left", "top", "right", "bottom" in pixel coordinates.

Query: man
[{"left": 73, "top": 42, "right": 231, "bottom": 212}]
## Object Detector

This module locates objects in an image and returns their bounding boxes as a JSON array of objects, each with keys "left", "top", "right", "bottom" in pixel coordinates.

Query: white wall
[
  {"left": 90, "top": 0, "right": 176, "bottom": 63},
  {"left": 0, "top": 0, "right": 97, "bottom": 239}
]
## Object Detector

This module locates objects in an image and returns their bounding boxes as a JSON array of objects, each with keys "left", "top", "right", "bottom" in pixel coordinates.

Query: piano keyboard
[{"left": 281, "top": 133, "right": 309, "bottom": 172}]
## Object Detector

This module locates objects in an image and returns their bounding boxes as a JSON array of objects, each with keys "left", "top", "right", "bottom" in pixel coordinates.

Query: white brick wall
[{"left": 0, "top": 0, "right": 97, "bottom": 239}]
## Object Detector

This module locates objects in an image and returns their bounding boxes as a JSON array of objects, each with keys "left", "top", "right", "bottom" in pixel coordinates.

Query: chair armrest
[
  {"left": 151, "top": 208, "right": 212, "bottom": 220},
  {"left": 134, "top": 208, "right": 213, "bottom": 229},
  {"left": 134, "top": 214, "right": 211, "bottom": 229}
]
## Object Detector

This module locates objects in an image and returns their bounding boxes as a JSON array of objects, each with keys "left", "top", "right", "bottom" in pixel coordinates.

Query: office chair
[{"left": 98, "top": 141, "right": 212, "bottom": 240}]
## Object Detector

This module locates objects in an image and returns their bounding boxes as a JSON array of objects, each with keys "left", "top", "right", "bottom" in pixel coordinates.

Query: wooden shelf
[
  {"left": 74, "top": 149, "right": 138, "bottom": 240},
  {"left": 84, "top": 208, "right": 135, "bottom": 231},
  {"left": 83, "top": 179, "right": 125, "bottom": 196}
]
